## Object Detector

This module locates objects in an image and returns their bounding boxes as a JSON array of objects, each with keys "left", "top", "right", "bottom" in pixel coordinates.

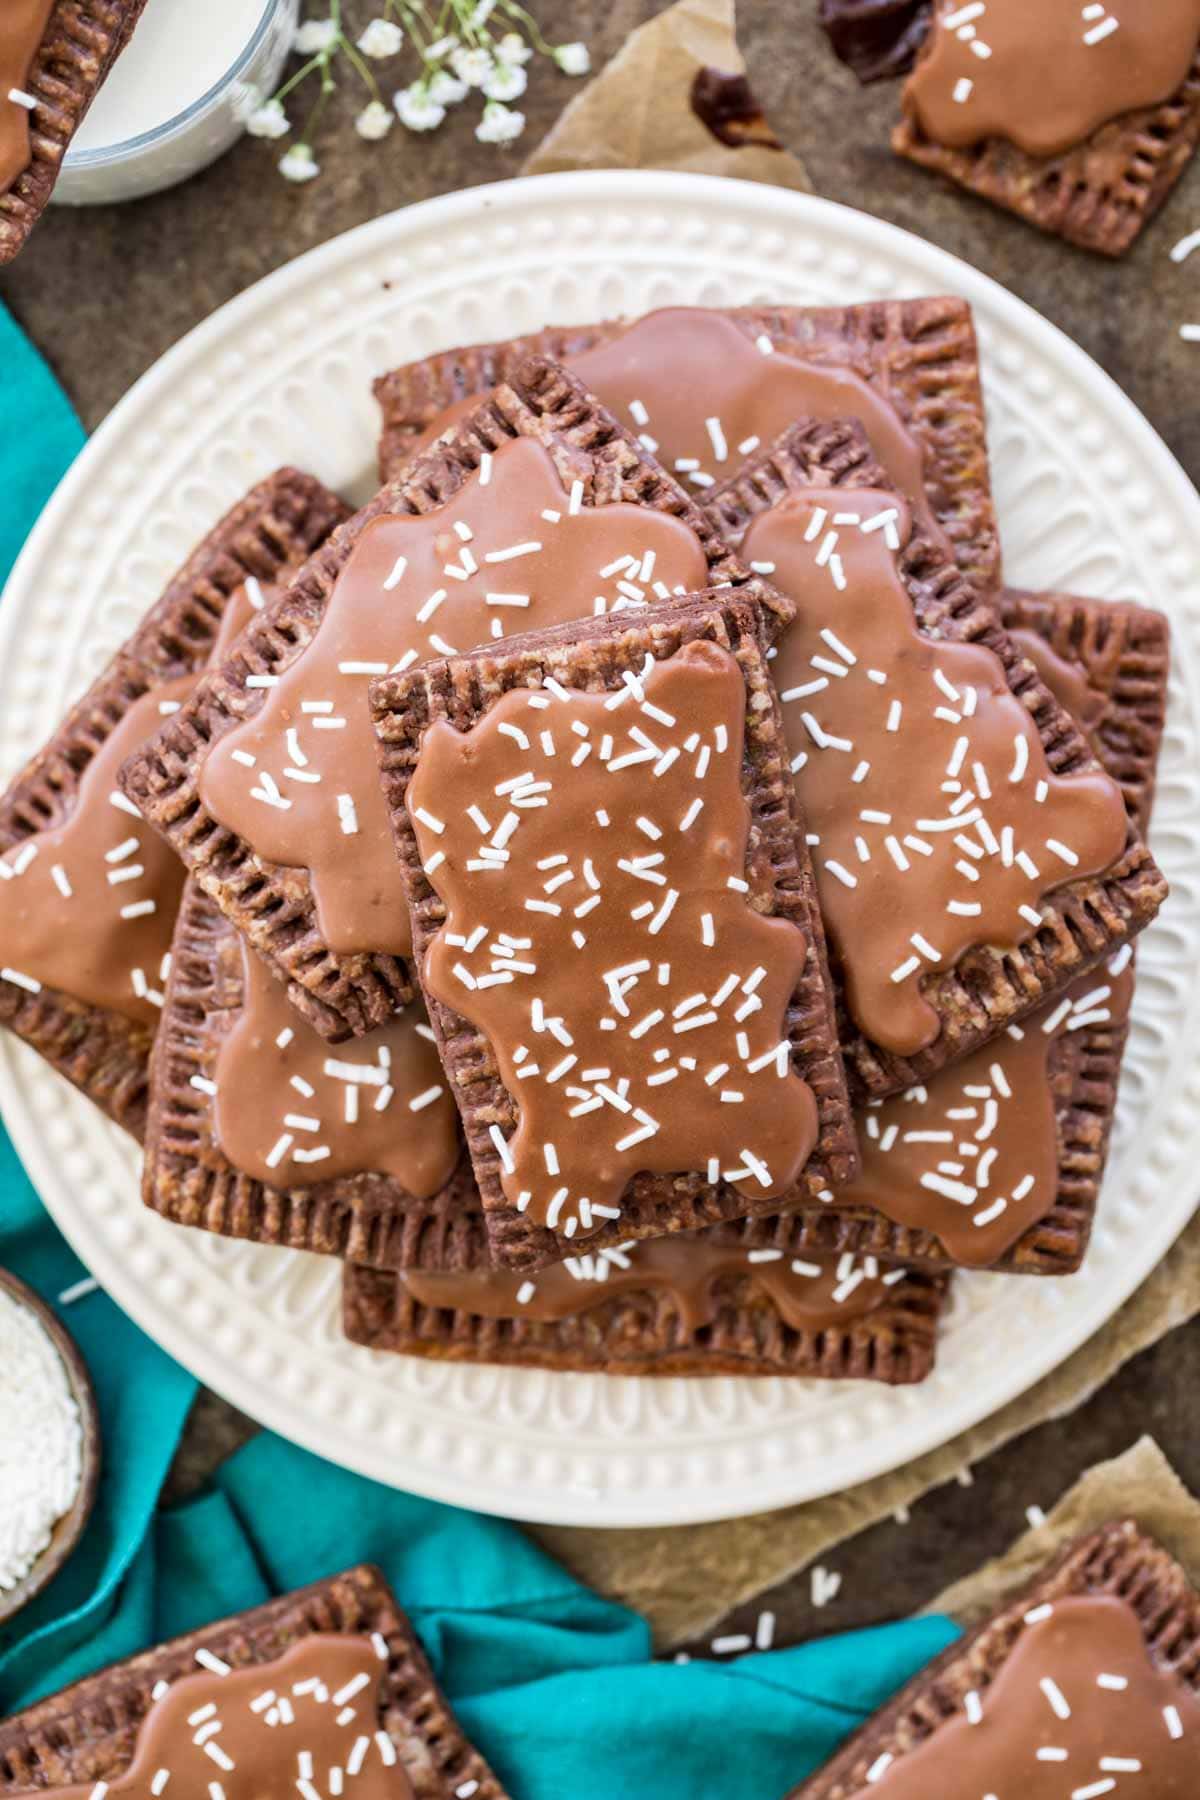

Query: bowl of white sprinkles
[{"left": 0, "top": 1269, "right": 99, "bottom": 1623}]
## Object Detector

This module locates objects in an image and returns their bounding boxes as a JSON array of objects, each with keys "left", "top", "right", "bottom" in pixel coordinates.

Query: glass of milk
[{"left": 52, "top": 0, "right": 300, "bottom": 205}]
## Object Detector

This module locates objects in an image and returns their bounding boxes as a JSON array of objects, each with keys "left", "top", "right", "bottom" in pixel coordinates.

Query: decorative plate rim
[{"left": 2, "top": 170, "right": 1198, "bottom": 1527}]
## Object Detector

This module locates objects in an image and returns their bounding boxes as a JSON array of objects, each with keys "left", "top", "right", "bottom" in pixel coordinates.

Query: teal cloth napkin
[{"left": 0, "top": 301, "right": 960, "bottom": 1796}]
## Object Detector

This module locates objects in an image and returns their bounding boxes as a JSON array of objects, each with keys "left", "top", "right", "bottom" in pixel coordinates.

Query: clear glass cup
[{"left": 52, "top": 0, "right": 299, "bottom": 206}]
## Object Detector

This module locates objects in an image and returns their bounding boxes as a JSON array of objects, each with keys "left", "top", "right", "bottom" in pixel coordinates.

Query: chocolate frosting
[
  {"left": 819, "top": 0, "right": 931, "bottom": 85},
  {"left": 200, "top": 439, "right": 709, "bottom": 961},
  {"left": 906, "top": 1, "right": 1200, "bottom": 159},
  {"left": 742, "top": 488, "right": 1129, "bottom": 1056},
  {"left": 0, "top": 0, "right": 55, "bottom": 192},
  {"left": 404, "top": 1237, "right": 898, "bottom": 1332},
  {"left": 410, "top": 639, "right": 819, "bottom": 1239},
  {"left": 45, "top": 1634, "right": 415, "bottom": 1800},
  {"left": 568, "top": 309, "right": 948, "bottom": 551},
  {"left": 858, "top": 1595, "right": 1200, "bottom": 1796},
  {"left": 1009, "top": 626, "right": 1108, "bottom": 738},
  {"left": 0, "top": 678, "right": 195, "bottom": 1027},
  {"left": 689, "top": 68, "right": 781, "bottom": 148},
  {"left": 0, "top": 585, "right": 261, "bottom": 1028},
  {"left": 847, "top": 951, "right": 1134, "bottom": 1265},
  {"left": 211, "top": 938, "right": 459, "bottom": 1194}
]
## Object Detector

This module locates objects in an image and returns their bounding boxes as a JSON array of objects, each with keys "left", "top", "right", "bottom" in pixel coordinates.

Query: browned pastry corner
[
  {"left": 0, "top": 470, "right": 348, "bottom": 1136},
  {"left": 144, "top": 879, "right": 475, "bottom": 1268},
  {"left": 0, "top": 0, "right": 148, "bottom": 263},
  {"left": 894, "top": 14, "right": 1200, "bottom": 256},
  {"left": 0, "top": 1564, "right": 508, "bottom": 1800},
  {"left": 787, "top": 1520, "right": 1200, "bottom": 1796}
]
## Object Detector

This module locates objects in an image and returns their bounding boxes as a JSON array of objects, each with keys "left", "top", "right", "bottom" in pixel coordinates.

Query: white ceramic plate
[{"left": 2, "top": 172, "right": 1198, "bottom": 1527}]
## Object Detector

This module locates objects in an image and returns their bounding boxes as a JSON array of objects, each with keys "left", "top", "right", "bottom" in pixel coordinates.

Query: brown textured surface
[
  {"left": 343, "top": 1233, "right": 947, "bottom": 1384},
  {"left": 788, "top": 1520, "right": 1200, "bottom": 1797},
  {"left": 0, "top": 0, "right": 144, "bottom": 264},
  {"left": 144, "top": 880, "right": 479, "bottom": 1267},
  {"left": 0, "top": 469, "right": 348, "bottom": 1138},
  {"left": 894, "top": 36, "right": 1200, "bottom": 257},
  {"left": 1000, "top": 587, "right": 1171, "bottom": 840},
  {"left": 373, "top": 296, "right": 1000, "bottom": 593},
  {"left": 706, "top": 415, "right": 1168, "bottom": 1098},
  {"left": 371, "top": 587, "right": 857, "bottom": 1270},
  {"left": 120, "top": 355, "right": 746, "bottom": 1046},
  {"left": 0, "top": 1565, "right": 508, "bottom": 1800}
]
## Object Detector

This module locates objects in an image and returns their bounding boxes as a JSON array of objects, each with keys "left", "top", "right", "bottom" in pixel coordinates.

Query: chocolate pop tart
[
  {"left": 736, "top": 584, "right": 1169, "bottom": 1275},
  {"left": 143, "top": 880, "right": 469, "bottom": 1267},
  {"left": 894, "top": 2, "right": 1200, "bottom": 256},
  {"left": 373, "top": 300, "right": 1001, "bottom": 593},
  {"left": 787, "top": 1519, "right": 1200, "bottom": 1798},
  {"left": 120, "top": 357, "right": 747, "bottom": 1046},
  {"left": 0, "top": 470, "right": 348, "bottom": 1137},
  {"left": 705, "top": 418, "right": 1167, "bottom": 1099},
  {"left": 370, "top": 588, "right": 857, "bottom": 1272},
  {"left": 344, "top": 1230, "right": 948, "bottom": 1384},
  {"left": 0, "top": 1563, "right": 508, "bottom": 1800},
  {"left": 0, "top": 1, "right": 147, "bottom": 263}
]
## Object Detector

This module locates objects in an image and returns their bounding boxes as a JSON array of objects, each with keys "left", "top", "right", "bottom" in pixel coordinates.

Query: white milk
[{"left": 54, "top": 0, "right": 297, "bottom": 204}]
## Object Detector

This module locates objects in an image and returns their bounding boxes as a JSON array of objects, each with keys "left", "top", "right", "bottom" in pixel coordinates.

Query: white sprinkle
[
  {"left": 1040, "top": 1677, "right": 1071, "bottom": 1720},
  {"left": 1165, "top": 1704, "right": 1184, "bottom": 1739},
  {"left": 865, "top": 1754, "right": 893, "bottom": 1785},
  {"left": 195, "top": 1649, "right": 231, "bottom": 1675}
]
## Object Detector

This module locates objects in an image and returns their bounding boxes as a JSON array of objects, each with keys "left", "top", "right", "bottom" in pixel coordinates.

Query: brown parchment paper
[
  {"left": 531, "top": 1218, "right": 1200, "bottom": 1646},
  {"left": 521, "top": 0, "right": 811, "bottom": 190},
  {"left": 929, "top": 1436, "right": 1200, "bottom": 1622}
]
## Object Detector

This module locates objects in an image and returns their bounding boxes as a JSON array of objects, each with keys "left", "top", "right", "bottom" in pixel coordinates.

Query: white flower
[
  {"left": 294, "top": 17, "right": 338, "bottom": 54},
  {"left": 450, "top": 44, "right": 494, "bottom": 87},
  {"left": 428, "top": 69, "right": 469, "bottom": 105},
  {"left": 494, "top": 32, "right": 532, "bottom": 65},
  {"left": 554, "top": 41, "right": 590, "bottom": 75},
  {"left": 482, "top": 62, "right": 527, "bottom": 102},
  {"left": 279, "top": 141, "right": 320, "bottom": 181},
  {"left": 357, "top": 18, "right": 404, "bottom": 58},
  {"left": 469, "top": 0, "right": 497, "bottom": 25},
  {"left": 246, "top": 97, "right": 290, "bottom": 139},
  {"left": 355, "top": 99, "right": 394, "bottom": 139},
  {"left": 475, "top": 100, "right": 525, "bottom": 145},
  {"left": 394, "top": 82, "right": 446, "bottom": 131}
]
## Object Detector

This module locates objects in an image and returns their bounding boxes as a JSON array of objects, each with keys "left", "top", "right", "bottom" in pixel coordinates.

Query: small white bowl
[{"left": 52, "top": 0, "right": 299, "bottom": 207}]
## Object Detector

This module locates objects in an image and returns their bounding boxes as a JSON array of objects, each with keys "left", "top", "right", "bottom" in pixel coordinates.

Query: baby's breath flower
[
  {"left": 475, "top": 99, "right": 525, "bottom": 144},
  {"left": 279, "top": 141, "right": 320, "bottom": 181},
  {"left": 482, "top": 62, "right": 527, "bottom": 102},
  {"left": 394, "top": 81, "right": 446, "bottom": 131},
  {"left": 554, "top": 41, "right": 590, "bottom": 75},
  {"left": 428, "top": 69, "right": 469, "bottom": 105},
  {"left": 246, "top": 97, "right": 290, "bottom": 139},
  {"left": 450, "top": 44, "right": 495, "bottom": 88},
  {"left": 494, "top": 32, "right": 532, "bottom": 66},
  {"left": 355, "top": 98, "right": 394, "bottom": 139},
  {"left": 357, "top": 18, "right": 404, "bottom": 58},
  {"left": 294, "top": 17, "right": 339, "bottom": 53}
]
